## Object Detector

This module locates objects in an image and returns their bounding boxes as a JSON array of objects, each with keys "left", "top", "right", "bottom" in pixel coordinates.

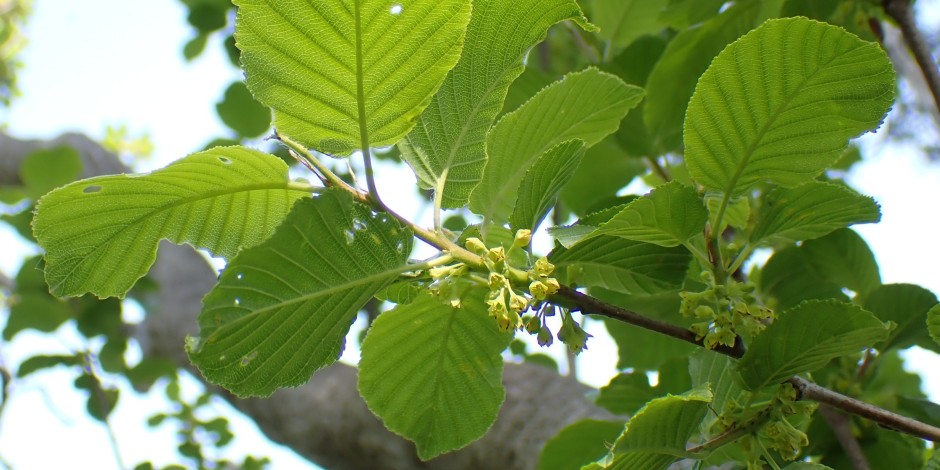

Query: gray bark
[{"left": 1, "top": 131, "right": 620, "bottom": 469}]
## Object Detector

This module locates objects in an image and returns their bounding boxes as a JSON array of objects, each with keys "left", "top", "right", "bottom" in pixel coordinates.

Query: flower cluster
[
  {"left": 465, "top": 230, "right": 562, "bottom": 335},
  {"left": 681, "top": 272, "right": 772, "bottom": 349}
]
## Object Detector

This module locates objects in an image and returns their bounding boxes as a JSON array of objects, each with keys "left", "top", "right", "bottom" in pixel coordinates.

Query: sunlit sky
[{"left": 1, "top": 1, "right": 939, "bottom": 469}]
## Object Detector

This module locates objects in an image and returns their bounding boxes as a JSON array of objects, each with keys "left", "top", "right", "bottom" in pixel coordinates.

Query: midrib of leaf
[
  {"left": 205, "top": 260, "right": 416, "bottom": 335},
  {"left": 51, "top": 182, "right": 308, "bottom": 290},
  {"left": 484, "top": 94, "right": 627, "bottom": 223},
  {"left": 436, "top": 25, "right": 536, "bottom": 187},
  {"left": 422, "top": 307, "right": 457, "bottom": 443},
  {"left": 354, "top": 0, "right": 371, "bottom": 155},
  {"left": 709, "top": 44, "right": 852, "bottom": 232}
]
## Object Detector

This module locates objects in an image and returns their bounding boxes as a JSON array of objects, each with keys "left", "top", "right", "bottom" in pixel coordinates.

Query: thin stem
[
  {"left": 818, "top": 405, "right": 871, "bottom": 470},
  {"left": 277, "top": 133, "right": 360, "bottom": 194},
  {"left": 727, "top": 243, "right": 756, "bottom": 276},
  {"left": 554, "top": 284, "right": 940, "bottom": 443},
  {"left": 553, "top": 286, "right": 747, "bottom": 358},
  {"left": 682, "top": 241, "right": 713, "bottom": 271},
  {"left": 362, "top": 148, "right": 389, "bottom": 211},
  {"left": 856, "top": 349, "right": 877, "bottom": 381},
  {"left": 757, "top": 438, "right": 782, "bottom": 470},
  {"left": 433, "top": 169, "right": 448, "bottom": 233},
  {"left": 647, "top": 156, "right": 672, "bottom": 182},
  {"left": 789, "top": 376, "right": 940, "bottom": 442},
  {"left": 883, "top": 0, "right": 940, "bottom": 116},
  {"left": 686, "top": 426, "right": 752, "bottom": 456},
  {"left": 565, "top": 21, "right": 600, "bottom": 64}
]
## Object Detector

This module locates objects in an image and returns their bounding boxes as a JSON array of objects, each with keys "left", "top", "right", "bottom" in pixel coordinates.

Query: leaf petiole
[{"left": 277, "top": 133, "right": 360, "bottom": 196}]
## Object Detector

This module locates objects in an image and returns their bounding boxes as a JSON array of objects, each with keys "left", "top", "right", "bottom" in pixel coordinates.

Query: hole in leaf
[
  {"left": 218, "top": 156, "right": 232, "bottom": 164},
  {"left": 234, "top": 297, "right": 241, "bottom": 306},
  {"left": 390, "top": 4, "right": 402, "bottom": 14},
  {"left": 352, "top": 218, "right": 367, "bottom": 231},
  {"left": 345, "top": 230, "right": 356, "bottom": 244},
  {"left": 236, "top": 272, "right": 244, "bottom": 280},
  {"left": 83, "top": 185, "right": 102, "bottom": 194},
  {"left": 240, "top": 351, "right": 258, "bottom": 366}
]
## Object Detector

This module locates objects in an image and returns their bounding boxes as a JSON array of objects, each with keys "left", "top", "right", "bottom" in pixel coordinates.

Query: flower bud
[
  {"left": 534, "top": 257, "right": 555, "bottom": 277},
  {"left": 488, "top": 272, "right": 508, "bottom": 290},
  {"left": 465, "top": 237, "right": 487, "bottom": 254},
  {"left": 513, "top": 229, "right": 532, "bottom": 248}
]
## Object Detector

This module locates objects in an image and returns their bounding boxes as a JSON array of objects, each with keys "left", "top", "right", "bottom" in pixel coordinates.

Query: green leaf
[
  {"left": 704, "top": 191, "right": 750, "bottom": 234},
  {"left": 736, "top": 300, "right": 891, "bottom": 391},
  {"left": 470, "top": 68, "right": 644, "bottom": 223},
  {"left": 927, "top": 447, "right": 940, "bottom": 470},
  {"left": 596, "top": 372, "right": 656, "bottom": 415},
  {"left": 3, "top": 257, "right": 72, "bottom": 341},
  {"left": 929, "top": 304, "right": 940, "bottom": 347},
  {"left": 688, "top": 350, "right": 745, "bottom": 420},
  {"left": 591, "top": 0, "right": 664, "bottom": 56},
  {"left": 509, "top": 140, "right": 586, "bottom": 232},
  {"left": 187, "top": 190, "right": 413, "bottom": 397},
  {"left": 684, "top": 17, "right": 895, "bottom": 196},
  {"left": 16, "top": 354, "right": 82, "bottom": 378},
  {"left": 863, "top": 284, "right": 938, "bottom": 352},
  {"left": 607, "top": 387, "right": 712, "bottom": 469},
  {"left": 782, "top": 464, "right": 833, "bottom": 470},
  {"left": 547, "top": 224, "right": 597, "bottom": 249},
  {"left": 234, "top": 0, "right": 470, "bottom": 155},
  {"left": 821, "top": 426, "right": 923, "bottom": 470},
  {"left": 596, "top": 289, "right": 697, "bottom": 370},
  {"left": 896, "top": 396, "right": 940, "bottom": 428},
  {"left": 373, "top": 281, "right": 422, "bottom": 305},
  {"left": 800, "top": 229, "right": 881, "bottom": 296},
  {"left": 588, "top": 182, "right": 707, "bottom": 247},
  {"left": 215, "top": 81, "right": 271, "bottom": 138},
  {"left": 657, "top": 0, "right": 726, "bottom": 29},
  {"left": 401, "top": 0, "right": 593, "bottom": 208},
  {"left": 750, "top": 182, "right": 880, "bottom": 245},
  {"left": 551, "top": 236, "right": 691, "bottom": 295},
  {"left": 759, "top": 229, "right": 880, "bottom": 309},
  {"left": 34, "top": 147, "right": 308, "bottom": 298},
  {"left": 538, "top": 419, "right": 625, "bottom": 470},
  {"left": 558, "top": 136, "right": 646, "bottom": 216},
  {"left": 644, "top": 0, "right": 775, "bottom": 152},
  {"left": 20, "top": 146, "right": 83, "bottom": 198},
  {"left": 358, "top": 292, "right": 511, "bottom": 460}
]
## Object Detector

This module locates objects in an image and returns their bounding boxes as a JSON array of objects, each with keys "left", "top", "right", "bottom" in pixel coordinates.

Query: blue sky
[{"left": 1, "top": 0, "right": 939, "bottom": 468}]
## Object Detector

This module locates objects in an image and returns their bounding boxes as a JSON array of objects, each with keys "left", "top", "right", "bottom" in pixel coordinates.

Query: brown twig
[
  {"left": 553, "top": 285, "right": 940, "bottom": 443},
  {"left": 554, "top": 286, "right": 747, "bottom": 359},
  {"left": 790, "top": 377, "right": 940, "bottom": 442},
  {"left": 818, "top": 405, "right": 871, "bottom": 470},
  {"left": 883, "top": 0, "right": 940, "bottom": 115}
]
